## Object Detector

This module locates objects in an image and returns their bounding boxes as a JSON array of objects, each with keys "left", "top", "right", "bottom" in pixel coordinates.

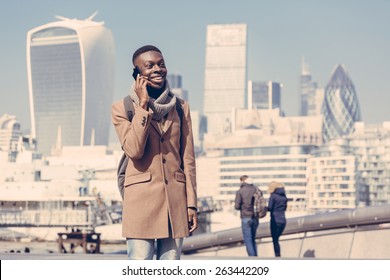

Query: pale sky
[{"left": 1, "top": 0, "right": 389, "bottom": 143}]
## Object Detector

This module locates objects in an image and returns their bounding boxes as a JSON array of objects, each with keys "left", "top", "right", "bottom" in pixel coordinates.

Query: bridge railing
[{"left": 182, "top": 204, "right": 390, "bottom": 253}]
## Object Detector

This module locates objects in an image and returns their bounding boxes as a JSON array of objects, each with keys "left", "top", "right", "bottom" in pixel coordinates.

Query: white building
[
  {"left": 347, "top": 122, "right": 390, "bottom": 205},
  {"left": 199, "top": 108, "right": 323, "bottom": 213},
  {"left": 0, "top": 114, "right": 22, "bottom": 154},
  {"left": 307, "top": 141, "right": 362, "bottom": 214},
  {"left": 203, "top": 23, "right": 247, "bottom": 135},
  {"left": 27, "top": 14, "right": 115, "bottom": 155}
]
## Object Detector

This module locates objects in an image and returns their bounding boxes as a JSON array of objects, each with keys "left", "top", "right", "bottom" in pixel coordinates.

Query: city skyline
[{"left": 1, "top": 0, "right": 389, "bottom": 144}]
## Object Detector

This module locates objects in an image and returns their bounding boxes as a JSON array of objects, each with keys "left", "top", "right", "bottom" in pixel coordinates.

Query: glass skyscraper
[
  {"left": 321, "top": 65, "right": 361, "bottom": 142},
  {"left": 250, "top": 81, "right": 282, "bottom": 110},
  {"left": 300, "top": 57, "right": 318, "bottom": 116},
  {"left": 203, "top": 23, "right": 247, "bottom": 135},
  {"left": 27, "top": 16, "right": 115, "bottom": 155}
]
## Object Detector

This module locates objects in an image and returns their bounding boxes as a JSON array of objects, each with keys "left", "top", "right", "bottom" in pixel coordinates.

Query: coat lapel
[
  {"left": 162, "top": 108, "right": 175, "bottom": 135},
  {"left": 149, "top": 107, "right": 175, "bottom": 135},
  {"left": 150, "top": 120, "right": 161, "bottom": 135}
]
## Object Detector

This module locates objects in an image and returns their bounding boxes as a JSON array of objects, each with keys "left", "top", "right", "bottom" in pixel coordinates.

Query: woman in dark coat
[{"left": 267, "top": 181, "right": 288, "bottom": 257}]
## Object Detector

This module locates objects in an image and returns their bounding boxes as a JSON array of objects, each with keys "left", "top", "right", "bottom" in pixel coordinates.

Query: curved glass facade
[
  {"left": 322, "top": 65, "right": 361, "bottom": 142},
  {"left": 30, "top": 41, "right": 82, "bottom": 154},
  {"left": 27, "top": 20, "right": 115, "bottom": 155}
]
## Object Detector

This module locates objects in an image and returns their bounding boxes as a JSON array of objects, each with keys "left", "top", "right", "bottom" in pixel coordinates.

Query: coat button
[
  {"left": 162, "top": 158, "right": 166, "bottom": 163},
  {"left": 165, "top": 179, "right": 168, "bottom": 184},
  {"left": 160, "top": 138, "right": 164, "bottom": 143}
]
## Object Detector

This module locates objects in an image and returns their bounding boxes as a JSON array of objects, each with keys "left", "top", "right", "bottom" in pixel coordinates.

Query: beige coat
[{"left": 111, "top": 97, "right": 197, "bottom": 239}]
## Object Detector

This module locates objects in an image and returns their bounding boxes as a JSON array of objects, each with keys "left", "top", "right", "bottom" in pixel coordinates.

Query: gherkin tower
[{"left": 321, "top": 65, "right": 361, "bottom": 142}]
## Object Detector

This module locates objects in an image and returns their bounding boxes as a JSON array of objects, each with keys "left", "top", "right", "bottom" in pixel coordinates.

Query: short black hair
[
  {"left": 240, "top": 175, "right": 248, "bottom": 182},
  {"left": 132, "top": 45, "right": 162, "bottom": 65}
]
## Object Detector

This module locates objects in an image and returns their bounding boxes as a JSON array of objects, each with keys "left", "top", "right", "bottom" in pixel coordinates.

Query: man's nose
[{"left": 152, "top": 64, "right": 162, "bottom": 72}]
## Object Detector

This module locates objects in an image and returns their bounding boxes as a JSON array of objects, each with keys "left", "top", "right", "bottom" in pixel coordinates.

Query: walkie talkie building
[
  {"left": 27, "top": 14, "right": 115, "bottom": 155},
  {"left": 321, "top": 65, "right": 361, "bottom": 142}
]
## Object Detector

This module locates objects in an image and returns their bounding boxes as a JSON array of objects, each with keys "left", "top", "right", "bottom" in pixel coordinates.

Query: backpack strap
[
  {"left": 123, "top": 95, "right": 134, "bottom": 121},
  {"left": 173, "top": 95, "right": 184, "bottom": 170}
]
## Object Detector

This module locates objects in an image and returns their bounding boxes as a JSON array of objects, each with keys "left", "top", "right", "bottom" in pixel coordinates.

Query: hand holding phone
[{"left": 132, "top": 66, "right": 141, "bottom": 80}]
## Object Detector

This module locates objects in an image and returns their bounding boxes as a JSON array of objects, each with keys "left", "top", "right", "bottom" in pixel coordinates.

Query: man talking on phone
[{"left": 112, "top": 45, "right": 198, "bottom": 260}]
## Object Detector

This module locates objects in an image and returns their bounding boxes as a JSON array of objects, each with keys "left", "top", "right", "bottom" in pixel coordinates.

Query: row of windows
[
  {"left": 221, "top": 158, "right": 307, "bottom": 164},
  {"left": 310, "top": 176, "right": 353, "bottom": 182},
  {"left": 220, "top": 166, "right": 306, "bottom": 172},
  {"left": 311, "top": 200, "right": 354, "bottom": 206},
  {"left": 313, "top": 192, "right": 355, "bottom": 198},
  {"left": 311, "top": 159, "right": 352, "bottom": 165},
  {"left": 312, "top": 184, "right": 353, "bottom": 189},
  {"left": 220, "top": 182, "right": 307, "bottom": 188},
  {"left": 220, "top": 174, "right": 306, "bottom": 180},
  {"left": 224, "top": 145, "right": 315, "bottom": 157}
]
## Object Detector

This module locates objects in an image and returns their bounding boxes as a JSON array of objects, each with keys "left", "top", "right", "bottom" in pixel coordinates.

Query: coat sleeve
[
  {"left": 234, "top": 191, "right": 242, "bottom": 211},
  {"left": 111, "top": 100, "right": 153, "bottom": 159},
  {"left": 267, "top": 194, "right": 274, "bottom": 212},
  {"left": 180, "top": 102, "right": 197, "bottom": 209}
]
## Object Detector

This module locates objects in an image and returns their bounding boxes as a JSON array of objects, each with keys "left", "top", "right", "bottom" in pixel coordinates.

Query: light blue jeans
[
  {"left": 241, "top": 217, "right": 259, "bottom": 256},
  {"left": 126, "top": 237, "right": 183, "bottom": 260}
]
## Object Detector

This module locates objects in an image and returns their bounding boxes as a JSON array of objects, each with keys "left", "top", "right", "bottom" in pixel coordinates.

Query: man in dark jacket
[{"left": 234, "top": 175, "right": 259, "bottom": 256}]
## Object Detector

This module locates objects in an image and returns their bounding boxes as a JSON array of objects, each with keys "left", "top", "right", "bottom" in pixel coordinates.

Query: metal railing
[{"left": 182, "top": 204, "right": 390, "bottom": 253}]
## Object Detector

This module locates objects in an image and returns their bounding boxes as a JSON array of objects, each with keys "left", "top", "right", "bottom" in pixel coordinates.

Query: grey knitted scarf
[{"left": 130, "top": 80, "right": 176, "bottom": 121}]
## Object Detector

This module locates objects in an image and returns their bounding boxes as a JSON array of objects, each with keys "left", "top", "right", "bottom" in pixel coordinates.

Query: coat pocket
[
  {"left": 174, "top": 172, "right": 186, "bottom": 183},
  {"left": 124, "top": 172, "right": 151, "bottom": 187}
]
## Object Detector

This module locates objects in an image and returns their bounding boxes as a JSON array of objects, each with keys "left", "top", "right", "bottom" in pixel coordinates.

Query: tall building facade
[
  {"left": 167, "top": 74, "right": 188, "bottom": 101},
  {"left": 300, "top": 57, "right": 318, "bottom": 116},
  {"left": 249, "top": 80, "right": 281, "bottom": 110},
  {"left": 321, "top": 65, "right": 361, "bottom": 143},
  {"left": 27, "top": 15, "right": 115, "bottom": 155},
  {"left": 347, "top": 122, "right": 390, "bottom": 206},
  {"left": 307, "top": 140, "right": 363, "bottom": 214},
  {"left": 203, "top": 23, "right": 247, "bottom": 135}
]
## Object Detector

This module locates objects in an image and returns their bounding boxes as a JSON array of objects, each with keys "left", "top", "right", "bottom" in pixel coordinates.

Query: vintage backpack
[
  {"left": 117, "top": 94, "right": 184, "bottom": 199},
  {"left": 253, "top": 187, "right": 267, "bottom": 219}
]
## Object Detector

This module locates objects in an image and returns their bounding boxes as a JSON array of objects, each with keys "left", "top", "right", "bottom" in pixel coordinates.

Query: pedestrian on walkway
[
  {"left": 234, "top": 175, "right": 259, "bottom": 256},
  {"left": 112, "top": 45, "right": 198, "bottom": 260},
  {"left": 267, "top": 181, "right": 288, "bottom": 257}
]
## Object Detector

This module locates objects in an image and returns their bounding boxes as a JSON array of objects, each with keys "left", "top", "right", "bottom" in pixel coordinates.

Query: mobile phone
[{"left": 132, "top": 66, "right": 141, "bottom": 80}]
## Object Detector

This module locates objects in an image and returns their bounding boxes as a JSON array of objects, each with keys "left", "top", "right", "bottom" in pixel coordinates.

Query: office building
[
  {"left": 203, "top": 23, "right": 247, "bottom": 135},
  {"left": 321, "top": 65, "right": 361, "bottom": 142},
  {"left": 190, "top": 111, "right": 207, "bottom": 155},
  {"left": 248, "top": 81, "right": 281, "bottom": 110},
  {"left": 300, "top": 58, "right": 318, "bottom": 116},
  {"left": 167, "top": 74, "right": 188, "bottom": 101},
  {"left": 27, "top": 14, "right": 115, "bottom": 155}
]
